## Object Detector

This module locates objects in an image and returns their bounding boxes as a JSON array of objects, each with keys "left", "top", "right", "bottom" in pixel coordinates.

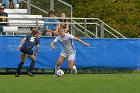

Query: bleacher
[
  {"left": 4, "top": 9, "right": 27, "bottom": 15},
  {"left": 3, "top": 9, "right": 44, "bottom": 35}
]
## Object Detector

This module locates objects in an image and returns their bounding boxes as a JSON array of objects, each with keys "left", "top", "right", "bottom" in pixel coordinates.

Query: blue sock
[
  {"left": 29, "top": 61, "right": 35, "bottom": 73},
  {"left": 16, "top": 62, "right": 24, "bottom": 75}
]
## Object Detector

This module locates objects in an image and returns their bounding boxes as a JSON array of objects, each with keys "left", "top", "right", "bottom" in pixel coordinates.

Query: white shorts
[{"left": 60, "top": 51, "right": 76, "bottom": 60}]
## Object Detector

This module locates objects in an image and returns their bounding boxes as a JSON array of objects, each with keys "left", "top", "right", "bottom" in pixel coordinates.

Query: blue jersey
[
  {"left": 0, "top": 12, "right": 8, "bottom": 25},
  {"left": 22, "top": 35, "right": 40, "bottom": 49}
]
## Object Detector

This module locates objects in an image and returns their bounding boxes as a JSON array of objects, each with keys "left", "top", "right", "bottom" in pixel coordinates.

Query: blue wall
[{"left": 0, "top": 36, "right": 140, "bottom": 69}]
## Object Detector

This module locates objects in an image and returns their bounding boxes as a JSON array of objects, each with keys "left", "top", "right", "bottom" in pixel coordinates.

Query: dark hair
[
  {"left": 59, "top": 19, "right": 67, "bottom": 22},
  {"left": 48, "top": 10, "right": 54, "bottom": 15}
]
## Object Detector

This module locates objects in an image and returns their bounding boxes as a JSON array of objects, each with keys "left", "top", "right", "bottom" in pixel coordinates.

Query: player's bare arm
[
  {"left": 34, "top": 45, "right": 39, "bottom": 56},
  {"left": 73, "top": 37, "right": 90, "bottom": 47},
  {"left": 50, "top": 41, "right": 56, "bottom": 50},
  {"left": 17, "top": 37, "right": 26, "bottom": 50}
]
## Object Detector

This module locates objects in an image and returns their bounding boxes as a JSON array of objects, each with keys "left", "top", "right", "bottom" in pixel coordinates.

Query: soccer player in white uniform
[{"left": 50, "top": 28, "right": 90, "bottom": 75}]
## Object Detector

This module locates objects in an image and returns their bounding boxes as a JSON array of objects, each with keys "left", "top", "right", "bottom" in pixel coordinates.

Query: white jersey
[{"left": 54, "top": 33, "right": 76, "bottom": 54}]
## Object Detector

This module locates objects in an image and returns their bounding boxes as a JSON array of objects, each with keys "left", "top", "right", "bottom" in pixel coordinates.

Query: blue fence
[{"left": 0, "top": 36, "right": 140, "bottom": 70}]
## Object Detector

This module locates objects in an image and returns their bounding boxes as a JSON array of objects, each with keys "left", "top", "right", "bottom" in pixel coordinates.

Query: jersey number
[{"left": 30, "top": 37, "right": 35, "bottom": 42}]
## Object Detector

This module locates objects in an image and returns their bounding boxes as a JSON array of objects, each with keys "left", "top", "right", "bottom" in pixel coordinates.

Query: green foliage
[
  {"left": 63, "top": 0, "right": 140, "bottom": 38},
  {"left": 28, "top": 0, "right": 139, "bottom": 37},
  {"left": 1, "top": 0, "right": 139, "bottom": 37}
]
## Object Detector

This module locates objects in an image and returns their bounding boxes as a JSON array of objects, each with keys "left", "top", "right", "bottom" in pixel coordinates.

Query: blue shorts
[{"left": 20, "top": 47, "right": 33, "bottom": 55}]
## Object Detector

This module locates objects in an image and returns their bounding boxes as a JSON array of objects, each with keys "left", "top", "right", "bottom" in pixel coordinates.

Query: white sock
[
  {"left": 70, "top": 65, "right": 77, "bottom": 74},
  {"left": 55, "top": 65, "right": 60, "bottom": 75},
  {"left": 73, "top": 65, "right": 77, "bottom": 74}
]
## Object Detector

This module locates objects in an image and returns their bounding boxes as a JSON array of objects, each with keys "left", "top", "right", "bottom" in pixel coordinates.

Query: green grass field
[{"left": 0, "top": 73, "right": 140, "bottom": 93}]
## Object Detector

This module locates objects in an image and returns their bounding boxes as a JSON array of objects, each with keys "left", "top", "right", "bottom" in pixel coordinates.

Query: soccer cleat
[
  {"left": 73, "top": 65, "right": 77, "bottom": 74},
  {"left": 28, "top": 73, "right": 35, "bottom": 77},
  {"left": 52, "top": 74, "right": 57, "bottom": 77},
  {"left": 15, "top": 73, "right": 20, "bottom": 77}
]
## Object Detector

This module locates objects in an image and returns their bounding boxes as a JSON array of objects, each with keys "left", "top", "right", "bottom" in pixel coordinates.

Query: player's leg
[
  {"left": 68, "top": 60, "right": 77, "bottom": 74},
  {"left": 68, "top": 53, "right": 77, "bottom": 74},
  {"left": 15, "top": 53, "right": 26, "bottom": 77},
  {"left": 55, "top": 55, "right": 66, "bottom": 75},
  {"left": 28, "top": 54, "right": 36, "bottom": 77},
  {"left": 68, "top": 60, "right": 74, "bottom": 71}
]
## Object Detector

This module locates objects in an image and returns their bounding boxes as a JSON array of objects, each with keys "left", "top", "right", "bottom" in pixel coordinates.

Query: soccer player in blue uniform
[
  {"left": 15, "top": 29, "right": 41, "bottom": 77},
  {"left": 50, "top": 28, "right": 90, "bottom": 75}
]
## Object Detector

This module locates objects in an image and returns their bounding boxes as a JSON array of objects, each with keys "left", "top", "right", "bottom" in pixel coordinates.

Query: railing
[
  {"left": 2, "top": 0, "right": 126, "bottom": 38},
  {"left": 2, "top": 17, "right": 126, "bottom": 38}
]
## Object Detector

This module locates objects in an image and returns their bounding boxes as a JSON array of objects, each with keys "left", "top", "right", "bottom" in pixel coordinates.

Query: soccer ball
[{"left": 56, "top": 70, "right": 64, "bottom": 77}]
